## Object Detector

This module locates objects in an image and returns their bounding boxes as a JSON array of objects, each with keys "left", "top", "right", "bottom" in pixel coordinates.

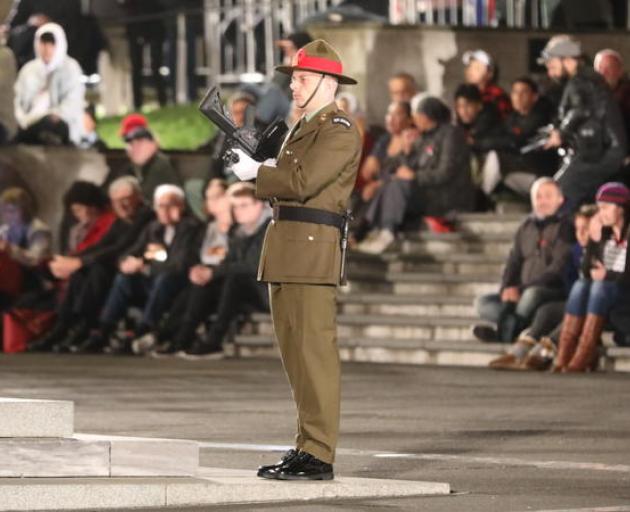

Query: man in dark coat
[
  {"left": 473, "top": 178, "right": 573, "bottom": 343},
  {"left": 540, "top": 35, "right": 627, "bottom": 208}
]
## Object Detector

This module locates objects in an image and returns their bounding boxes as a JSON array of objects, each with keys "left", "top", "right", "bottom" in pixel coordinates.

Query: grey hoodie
[{"left": 14, "top": 22, "right": 85, "bottom": 144}]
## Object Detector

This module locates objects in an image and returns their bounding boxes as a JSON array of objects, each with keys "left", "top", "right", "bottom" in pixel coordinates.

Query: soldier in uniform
[{"left": 229, "top": 40, "right": 362, "bottom": 480}]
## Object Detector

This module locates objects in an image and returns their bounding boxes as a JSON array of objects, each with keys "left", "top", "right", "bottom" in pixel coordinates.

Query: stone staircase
[
  {"left": 233, "top": 212, "right": 630, "bottom": 372},
  {"left": 0, "top": 398, "right": 449, "bottom": 510}
]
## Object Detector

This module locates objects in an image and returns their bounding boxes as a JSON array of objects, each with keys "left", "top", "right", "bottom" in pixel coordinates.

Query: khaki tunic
[{"left": 255, "top": 102, "right": 361, "bottom": 463}]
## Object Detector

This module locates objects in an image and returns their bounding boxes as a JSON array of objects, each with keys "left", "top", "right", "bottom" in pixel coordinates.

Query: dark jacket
[
  {"left": 409, "top": 122, "right": 475, "bottom": 216},
  {"left": 79, "top": 205, "right": 154, "bottom": 268},
  {"left": 123, "top": 215, "right": 200, "bottom": 276},
  {"left": 490, "top": 98, "right": 558, "bottom": 176},
  {"left": 108, "top": 151, "right": 182, "bottom": 203},
  {"left": 213, "top": 215, "right": 272, "bottom": 280},
  {"left": 501, "top": 213, "right": 574, "bottom": 292},
  {"left": 459, "top": 103, "right": 505, "bottom": 155},
  {"left": 490, "top": 98, "right": 555, "bottom": 152},
  {"left": 581, "top": 225, "right": 630, "bottom": 286},
  {"left": 557, "top": 67, "right": 627, "bottom": 162}
]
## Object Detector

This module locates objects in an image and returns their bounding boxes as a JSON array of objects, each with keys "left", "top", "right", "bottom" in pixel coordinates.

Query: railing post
[
  {"left": 175, "top": 11, "right": 188, "bottom": 104},
  {"left": 203, "top": 0, "right": 222, "bottom": 85}
]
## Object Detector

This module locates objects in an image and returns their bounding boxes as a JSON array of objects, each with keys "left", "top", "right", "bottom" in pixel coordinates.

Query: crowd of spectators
[{"left": 1, "top": 18, "right": 630, "bottom": 371}]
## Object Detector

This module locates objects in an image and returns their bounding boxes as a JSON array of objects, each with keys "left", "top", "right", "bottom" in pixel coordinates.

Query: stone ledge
[
  {"left": 0, "top": 398, "right": 73, "bottom": 438},
  {"left": 0, "top": 469, "right": 450, "bottom": 511}
]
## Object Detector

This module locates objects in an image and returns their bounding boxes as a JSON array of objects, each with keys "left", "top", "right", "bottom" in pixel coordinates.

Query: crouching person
[
  {"left": 473, "top": 177, "right": 573, "bottom": 343},
  {"left": 80, "top": 184, "right": 199, "bottom": 353},
  {"left": 149, "top": 182, "right": 271, "bottom": 359},
  {"left": 554, "top": 182, "right": 630, "bottom": 372}
]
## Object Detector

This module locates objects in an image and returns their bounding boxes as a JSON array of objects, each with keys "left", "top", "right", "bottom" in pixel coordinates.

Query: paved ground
[{"left": 1, "top": 353, "right": 630, "bottom": 511}]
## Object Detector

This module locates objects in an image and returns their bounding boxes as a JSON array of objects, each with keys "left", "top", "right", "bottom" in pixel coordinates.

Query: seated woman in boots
[
  {"left": 554, "top": 182, "right": 630, "bottom": 372},
  {"left": 488, "top": 204, "right": 599, "bottom": 371}
]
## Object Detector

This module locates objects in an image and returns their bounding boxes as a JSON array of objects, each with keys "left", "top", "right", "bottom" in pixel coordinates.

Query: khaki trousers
[{"left": 269, "top": 282, "right": 340, "bottom": 464}]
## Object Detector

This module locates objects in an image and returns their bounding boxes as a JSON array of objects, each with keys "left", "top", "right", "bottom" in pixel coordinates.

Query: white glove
[
  {"left": 230, "top": 149, "right": 262, "bottom": 181},
  {"left": 263, "top": 158, "right": 277, "bottom": 168}
]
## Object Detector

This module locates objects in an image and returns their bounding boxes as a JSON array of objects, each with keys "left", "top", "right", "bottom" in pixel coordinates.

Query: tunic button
[
  {"left": 308, "top": 236, "right": 314, "bottom": 241},
  {"left": 293, "top": 158, "right": 298, "bottom": 163}
]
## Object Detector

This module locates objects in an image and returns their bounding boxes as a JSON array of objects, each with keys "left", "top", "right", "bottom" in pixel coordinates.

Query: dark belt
[{"left": 273, "top": 205, "right": 344, "bottom": 230}]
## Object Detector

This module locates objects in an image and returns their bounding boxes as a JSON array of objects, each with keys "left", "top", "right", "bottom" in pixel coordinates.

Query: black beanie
[{"left": 63, "top": 181, "right": 108, "bottom": 210}]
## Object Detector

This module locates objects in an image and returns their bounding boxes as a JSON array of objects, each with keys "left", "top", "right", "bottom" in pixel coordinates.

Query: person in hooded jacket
[{"left": 13, "top": 22, "right": 84, "bottom": 146}]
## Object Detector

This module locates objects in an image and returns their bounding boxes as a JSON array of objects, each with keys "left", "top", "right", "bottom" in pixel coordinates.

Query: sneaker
[
  {"left": 472, "top": 324, "right": 499, "bottom": 343},
  {"left": 179, "top": 342, "right": 224, "bottom": 361},
  {"left": 355, "top": 229, "right": 395, "bottom": 254},
  {"left": 131, "top": 333, "right": 158, "bottom": 356}
]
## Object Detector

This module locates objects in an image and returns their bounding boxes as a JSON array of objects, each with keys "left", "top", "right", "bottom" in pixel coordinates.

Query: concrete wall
[{"left": 309, "top": 24, "right": 630, "bottom": 125}]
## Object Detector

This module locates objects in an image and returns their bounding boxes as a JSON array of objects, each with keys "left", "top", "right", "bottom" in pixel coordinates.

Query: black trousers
[
  {"left": 162, "top": 272, "right": 268, "bottom": 347},
  {"left": 58, "top": 263, "right": 116, "bottom": 327},
  {"left": 15, "top": 116, "right": 70, "bottom": 146}
]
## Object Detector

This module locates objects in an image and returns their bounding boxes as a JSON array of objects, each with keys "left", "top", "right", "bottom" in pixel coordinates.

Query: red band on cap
[{"left": 296, "top": 49, "right": 342, "bottom": 75}]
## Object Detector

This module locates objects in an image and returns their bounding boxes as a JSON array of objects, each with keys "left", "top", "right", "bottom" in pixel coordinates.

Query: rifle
[{"left": 198, "top": 85, "right": 288, "bottom": 164}]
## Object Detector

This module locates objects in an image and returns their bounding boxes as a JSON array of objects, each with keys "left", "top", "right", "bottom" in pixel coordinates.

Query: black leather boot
[
  {"left": 257, "top": 449, "right": 300, "bottom": 479},
  {"left": 275, "top": 451, "right": 334, "bottom": 481}
]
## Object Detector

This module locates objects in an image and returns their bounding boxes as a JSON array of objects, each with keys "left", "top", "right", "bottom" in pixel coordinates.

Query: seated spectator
[
  {"left": 388, "top": 72, "right": 418, "bottom": 103},
  {"left": 594, "top": 49, "right": 630, "bottom": 162},
  {"left": 0, "top": 40, "right": 17, "bottom": 145},
  {"left": 488, "top": 204, "right": 598, "bottom": 370},
  {"left": 78, "top": 105, "right": 107, "bottom": 151},
  {"left": 14, "top": 23, "right": 84, "bottom": 146},
  {"left": 78, "top": 184, "right": 199, "bottom": 354},
  {"left": 2, "top": 181, "right": 114, "bottom": 351},
  {"left": 105, "top": 114, "right": 181, "bottom": 202},
  {"left": 132, "top": 177, "right": 232, "bottom": 355},
  {"left": 179, "top": 183, "right": 272, "bottom": 359},
  {"left": 554, "top": 182, "right": 630, "bottom": 372},
  {"left": 537, "top": 36, "right": 570, "bottom": 112},
  {"left": 352, "top": 100, "right": 413, "bottom": 243},
  {"left": 29, "top": 177, "right": 154, "bottom": 353},
  {"left": 482, "top": 77, "right": 558, "bottom": 197},
  {"left": 473, "top": 178, "right": 573, "bottom": 343},
  {"left": 64, "top": 181, "right": 116, "bottom": 255},
  {"left": 357, "top": 97, "right": 474, "bottom": 253},
  {"left": 462, "top": 49, "right": 511, "bottom": 119},
  {"left": 540, "top": 35, "right": 626, "bottom": 209},
  {"left": 0, "top": 187, "right": 51, "bottom": 309},
  {"left": 454, "top": 83, "right": 504, "bottom": 159}
]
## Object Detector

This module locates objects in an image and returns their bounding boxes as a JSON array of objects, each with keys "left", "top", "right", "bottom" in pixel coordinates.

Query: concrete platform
[
  {"left": 0, "top": 468, "right": 450, "bottom": 511},
  {"left": 0, "top": 398, "right": 73, "bottom": 438},
  {"left": 0, "top": 434, "right": 198, "bottom": 478}
]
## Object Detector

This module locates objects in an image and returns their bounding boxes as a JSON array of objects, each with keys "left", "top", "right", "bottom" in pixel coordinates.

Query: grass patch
[{"left": 97, "top": 104, "right": 217, "bottom": 150}]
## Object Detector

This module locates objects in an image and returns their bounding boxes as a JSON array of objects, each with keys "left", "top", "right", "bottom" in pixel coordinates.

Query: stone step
[
  {"left": 0, "top": 434, "right": 199, "bottom": 478},
  {"left": 600, "top": 346, "right": 630, "bottom": 372},
  {"left": 338, "top": 294, "right": 476, "bottom": 318},
  {"left": 344, "top": 272, "right": 498, "bottom": 297},
  {"left": 232, "top": 335, "right": 630, "bottom": 373},
  {"left": 232, "top": 334, "right": 504, "bottom": 368},
  {"left": 400, "top": 232, "right": 513, "bottom": 257},
  {"left": 249, "top": 313, "right": 478, "bottom": 342},
  {"left": 0, "top": 398, "right": 73, "bottom": 438},
  {"left": 348, "top": 252, "right": 504, "bottom": 276},
  {"left": 0, "top": 468, "right": 450, "bottom": 511},
  {"left": 455, "top": 213, "right": 523, "bottom": 236}
]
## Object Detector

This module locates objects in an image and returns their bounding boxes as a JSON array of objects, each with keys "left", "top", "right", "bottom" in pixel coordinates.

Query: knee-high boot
[
  {"left": 567, "top": 314, "right": 606, "bottom": 372},
  {"left": 552, "top": 314, "right": 584, "bottom": 372}
]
